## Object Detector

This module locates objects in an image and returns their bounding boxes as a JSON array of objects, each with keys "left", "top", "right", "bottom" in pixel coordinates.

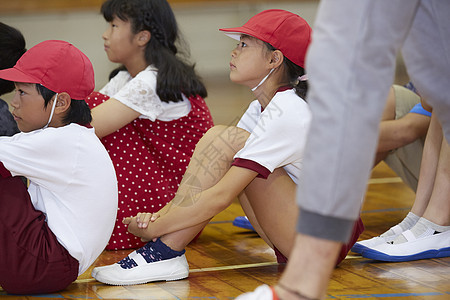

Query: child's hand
[
  {"left": 122, "top": 212, "right": 161, "bottom": 242},
  {"left": 136, "top": 212, "right": 160, "bottom": 228},
  {"left": 122, "top": 212, "right": 160, "bottom": 229}
]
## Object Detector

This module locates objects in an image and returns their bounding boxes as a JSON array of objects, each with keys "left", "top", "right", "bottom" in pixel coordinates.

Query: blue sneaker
[{"left": 233, "top": 216, "right": 255, "bottom": 231}]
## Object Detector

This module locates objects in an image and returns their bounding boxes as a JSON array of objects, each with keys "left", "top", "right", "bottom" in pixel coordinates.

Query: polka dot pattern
[{"left": 85, "top": 92, "right": 214, "bottom": 250}]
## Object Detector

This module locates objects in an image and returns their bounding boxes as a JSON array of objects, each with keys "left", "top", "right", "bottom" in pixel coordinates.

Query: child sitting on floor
[
  {"left": 85, "top": 0, "right": 214, "bottom": 250},
  {"left": 0, "top": 40, "right": 118, "bottom": 294}
]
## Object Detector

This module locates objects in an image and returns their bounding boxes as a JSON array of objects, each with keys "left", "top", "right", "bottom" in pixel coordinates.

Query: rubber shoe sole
[
  {"left": 92, "top": 254, "right": 189, "bottom": 286},
  {"left": 351, "top": 243, "right": 367, "bottom": 254},
  {"left": 363, "top": 246, "right": 450, "bottom": 262}
]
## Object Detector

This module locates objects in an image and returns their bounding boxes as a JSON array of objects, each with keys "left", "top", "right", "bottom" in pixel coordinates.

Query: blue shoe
[
  {"left": 233, "top": 216, "right": 255, "bottom": 231},
  {"left": 362, "top": 229, "right": 450, "bottom": 262}
]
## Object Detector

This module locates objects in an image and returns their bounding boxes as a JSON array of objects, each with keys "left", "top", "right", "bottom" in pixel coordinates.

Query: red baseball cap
[
  {"left": 220, "top": 9, "right": 312, "bottom": 68},
  {"left": 0, "top": 40, "right": 94, "bottom": 100}
]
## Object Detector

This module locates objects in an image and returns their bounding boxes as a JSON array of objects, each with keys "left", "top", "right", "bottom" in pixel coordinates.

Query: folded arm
[
  {"left": 377, "top": 112, "right": 430, "bottom": 153},
  {"left": 90, "top": 98, "right": 140, "bottom": 138},
  {"left": 126, "top": 166, "right": 258, "bottom": 241}
]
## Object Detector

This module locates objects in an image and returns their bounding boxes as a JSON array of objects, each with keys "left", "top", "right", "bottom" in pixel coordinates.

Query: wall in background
[{"left": 0, "top": 1, "right": 320, "bottom": 91}]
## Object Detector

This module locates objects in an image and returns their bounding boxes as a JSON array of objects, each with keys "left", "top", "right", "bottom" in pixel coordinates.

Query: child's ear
[
  {"left": 270, "top": 50, "right": 284, "bottom": 68},
  {"left": 54, "top": 92, "right": 71, "bottom": 114},
  {"left": 137, "top": 30, "right": 151, "bottom": 46}
]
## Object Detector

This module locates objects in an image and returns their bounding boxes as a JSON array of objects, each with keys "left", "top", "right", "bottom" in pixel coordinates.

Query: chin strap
[
  {"left": 43, "top": 93, "right": 58, "bottom": 129},
  {"left": 251, "top": 68, "right": 274, "bottom": 91}
]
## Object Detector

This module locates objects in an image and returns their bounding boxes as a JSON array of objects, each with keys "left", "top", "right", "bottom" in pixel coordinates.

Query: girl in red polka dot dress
[{"left": 85, "top": 0, "right": 213, "bottom": 250}]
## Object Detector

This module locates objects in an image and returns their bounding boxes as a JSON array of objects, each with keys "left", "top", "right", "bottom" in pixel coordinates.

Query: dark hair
[
  {"left": 101, "top": 0, "right": 207, "bottom": 102},
  {"left": 36, "top": 84, "right": 92, "bottom": 125},
  {"left": 264, "top": 42, "right": 308, "bottom": 100},
  {"left": 108, "top": 65, "right": 127, "bottom": 81},
  {"left": 0, "top": 22, "right": 26, "bottom": 95}
]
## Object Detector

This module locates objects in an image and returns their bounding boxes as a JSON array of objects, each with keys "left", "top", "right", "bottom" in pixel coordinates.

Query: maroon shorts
[
  {"left": 0, "top": 167, "right": 79, "bottom": 295},
  {"left": 274, "top": 216, "right": 365, "bottom": 266}
]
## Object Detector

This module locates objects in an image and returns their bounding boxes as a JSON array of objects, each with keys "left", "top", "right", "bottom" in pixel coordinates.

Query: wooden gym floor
[{"left": 1, "top": 77, "right": 449, "bottom": 299}]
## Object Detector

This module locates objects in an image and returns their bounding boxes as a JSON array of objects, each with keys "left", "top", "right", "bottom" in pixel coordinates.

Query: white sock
[
  {"left": 380, "top": 212, "right": 420, "bottom": 238},
  {"left": 392, "top": 217, "right": 450, "bottom": 244}
]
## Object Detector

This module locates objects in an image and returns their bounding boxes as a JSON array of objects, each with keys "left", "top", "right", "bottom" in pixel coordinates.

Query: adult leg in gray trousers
[{"left": 239, "top": 1, "right": 450, "bottom": 299}]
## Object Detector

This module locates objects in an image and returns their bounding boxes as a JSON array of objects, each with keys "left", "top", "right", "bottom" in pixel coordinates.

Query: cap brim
[
  {"left": 0, "top": 67, "right": 40, "bottom": 85},
  {"left": 220, "top": 26, "right": 262, "bottom": 42}
]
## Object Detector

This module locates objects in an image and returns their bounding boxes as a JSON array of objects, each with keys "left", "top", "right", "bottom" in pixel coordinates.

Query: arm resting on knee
[{"left": 129, "top": 166, "right": 258, "bottom": 240}]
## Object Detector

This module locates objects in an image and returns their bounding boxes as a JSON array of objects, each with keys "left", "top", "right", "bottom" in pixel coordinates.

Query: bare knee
[
  {"left": 197, "top": 125, "right": 249, "bottom": 152},
  {"left": 196, "top": 125, "right": 229, "bottom": 146}
]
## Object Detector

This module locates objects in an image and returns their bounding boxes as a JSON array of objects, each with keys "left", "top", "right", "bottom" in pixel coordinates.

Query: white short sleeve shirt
[
  {"left": 0, "top": 124, "right": 118, "bottom": 274},
  {"left": 233, "top": 89, "right": 311, "bottom": 184}
]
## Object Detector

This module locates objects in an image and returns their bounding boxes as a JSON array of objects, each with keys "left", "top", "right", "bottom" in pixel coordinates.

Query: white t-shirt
[
  {"left": 234, "top": 89, "right": 311, "bottom": 184},
  {"left": 0, "top": 124, "right": 118, "bottom": 274},
  {"left": 100, "top": 65, "right": 191, "bottom": 121}
]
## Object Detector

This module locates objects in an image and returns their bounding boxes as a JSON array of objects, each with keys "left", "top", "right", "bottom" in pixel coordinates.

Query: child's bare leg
[
  {"left": 238, "top": 192, "right": 272, "bottom": 247},
  {"left": 421, "top": 137, "right": 450, "bottom": 226},
  {"left": 387, "top": 114, "right": 441, "bottom": 235},
  {"left": 241, "top": 167, "right": 298, "bottom": 257},
  {"left": 411, "top": 114, "right": 442, "bottom": 216}
]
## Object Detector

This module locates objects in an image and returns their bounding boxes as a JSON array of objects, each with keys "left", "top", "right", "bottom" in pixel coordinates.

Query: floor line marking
[
  {"left": 361, "top": 207, "right": 410, "bottom": 214},
  {"left": 189, "top": 261, "right": 278, "bottom": 273},
  {"left": 368, "top": 177, "right": 403, "bottom": 184}
]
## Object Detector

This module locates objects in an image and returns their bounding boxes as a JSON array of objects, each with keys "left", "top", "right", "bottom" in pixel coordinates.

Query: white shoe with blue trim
[{"left": 361, "top": 229, "right": 450, "bottom": 262}]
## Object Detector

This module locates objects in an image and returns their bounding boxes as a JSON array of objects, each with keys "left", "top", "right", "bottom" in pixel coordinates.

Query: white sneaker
[
  {"left": 362, "top": 229, "right": 450, "bottom": 262},
  {"left": 92, "top": 253, "right": 189, "bottom": 285},
  {"left": 351, "top": 224, "right": 403, "bottom": 254},
  {"left": 236, "top": 285, "right": 277, "bottom": 300}
]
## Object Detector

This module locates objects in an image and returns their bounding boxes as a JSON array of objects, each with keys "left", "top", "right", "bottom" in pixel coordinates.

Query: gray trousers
[{"left": 297, "top": 0, "right": 450, "bottom": 242}]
